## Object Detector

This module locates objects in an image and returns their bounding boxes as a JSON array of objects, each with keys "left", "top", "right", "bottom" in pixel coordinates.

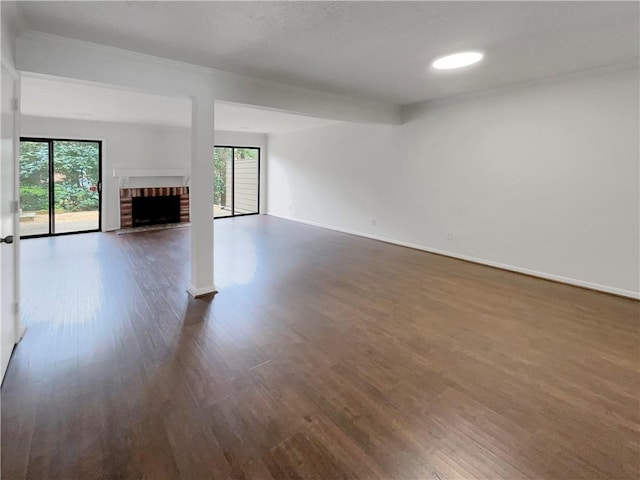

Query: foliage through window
[{"left": 20, "top": 139, "right": 101, "bottom": 237}]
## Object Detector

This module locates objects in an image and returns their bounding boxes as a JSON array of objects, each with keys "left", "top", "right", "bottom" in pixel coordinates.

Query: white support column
[{"left": 187, "top": 95, "right": 216, "bottom": 297}]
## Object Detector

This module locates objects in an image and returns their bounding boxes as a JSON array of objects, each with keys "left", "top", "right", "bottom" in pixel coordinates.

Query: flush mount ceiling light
[{"left": 432, "top": 51, "right": 484, "bottom": 70}]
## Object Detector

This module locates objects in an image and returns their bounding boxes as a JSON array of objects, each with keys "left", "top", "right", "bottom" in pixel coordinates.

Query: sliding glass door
[
  {"left": 19, "top": 140, "right": 50, "bottom": 236},
  {"left": 213, "top": 147, "right": 233, "bottom": 218},
  {"left": 233, "top": 148, "right": 259, "bottom": 216},
  {"left": 214, "top": 146, "right": 260, "bottom": 218},
  {"left": 19, "top": 138, "right": 102, "bottom": 238}
]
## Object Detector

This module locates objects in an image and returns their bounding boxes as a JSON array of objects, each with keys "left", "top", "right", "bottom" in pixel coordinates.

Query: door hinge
[
  {"left": 12, "top": 301, "right": 19, "bottom": 315},
  {"left": 10, "top": 200, "right": 19, "bottom": 214},
  {"left": 98, "top": 182, "right": 102, "bottom": 193},
  {"left": 10, "top": 97, "right": 18, "bottom": 112}
]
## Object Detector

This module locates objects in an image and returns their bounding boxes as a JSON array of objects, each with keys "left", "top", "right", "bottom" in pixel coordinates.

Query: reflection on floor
[{"left": 2, "top": 215, "right": 639, "bottom": 479}]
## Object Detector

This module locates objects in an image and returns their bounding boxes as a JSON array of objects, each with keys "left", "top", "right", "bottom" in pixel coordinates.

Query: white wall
[
  {"left": 21, "top": 115, "right": 191, "bottom": 231},
  {"left": 268, "top": 122, "right": 398, "bottom": 233},
  {"left": 1, "top": 2, "right": 21, "bottom": 69},
  {"left": 268, "top": 67, "right": 640, "bottom": 298}
]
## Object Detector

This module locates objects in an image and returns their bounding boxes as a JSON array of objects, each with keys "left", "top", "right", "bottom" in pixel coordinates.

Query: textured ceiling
[{"left": 16, "top": 1, "right": 640, "bottom": 106}]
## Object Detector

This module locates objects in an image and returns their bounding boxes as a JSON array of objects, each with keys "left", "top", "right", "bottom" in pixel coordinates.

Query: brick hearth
[{"left": 120, "top": 187, "right": 189, "bottom": 229}]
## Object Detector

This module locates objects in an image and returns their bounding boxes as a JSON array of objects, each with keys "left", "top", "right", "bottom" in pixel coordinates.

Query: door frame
[
  {"left": 19, "top": 137, "right": 103, "bottom": 238},
  {"left": 214, "top": 145, "right": 261, "bottom": 219},
  {"left": 1, "top": 59, "right": 24, "bottom": 382}
]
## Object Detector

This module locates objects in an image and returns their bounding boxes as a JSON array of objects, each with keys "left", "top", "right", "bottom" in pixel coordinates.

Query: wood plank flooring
[{"left": 2, "top": 215, "right": 639, "bottom": 479}]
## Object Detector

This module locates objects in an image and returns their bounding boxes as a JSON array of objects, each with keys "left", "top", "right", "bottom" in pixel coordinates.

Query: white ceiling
[
  {"left": 21, "top": 76, "right": 192, "bottom": 127},
  {"left": 15, "top": 1, "right": 640, "bottom": 106},
  {"left": 21, "top": 75, "right": 338, "bottom": 133}
]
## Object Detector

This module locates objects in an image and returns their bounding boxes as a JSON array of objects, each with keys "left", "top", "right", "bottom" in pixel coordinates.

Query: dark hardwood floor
[{"left": 2, "top": 215, "right": 639, "bottom": 479}]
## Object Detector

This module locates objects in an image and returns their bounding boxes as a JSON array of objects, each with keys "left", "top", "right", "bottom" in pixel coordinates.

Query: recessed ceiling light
[{"left": 432, "top": 51, "right": 484, "bottom": 70}]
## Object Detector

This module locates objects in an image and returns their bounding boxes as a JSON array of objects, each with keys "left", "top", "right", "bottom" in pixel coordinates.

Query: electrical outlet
[
  {"left": 288, "top": 205, "right": 292, "bottom": 212},
  {"left": 446, "top": 231, "right": 453, "bottom": 240},
  {"left": 371, "top": 219, "right": 376, "bottom": 227}
]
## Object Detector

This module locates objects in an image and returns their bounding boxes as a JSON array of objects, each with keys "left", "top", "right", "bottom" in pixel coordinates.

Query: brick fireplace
[{"left": 119, "top": 187, "right": 189, "bottom": 229}]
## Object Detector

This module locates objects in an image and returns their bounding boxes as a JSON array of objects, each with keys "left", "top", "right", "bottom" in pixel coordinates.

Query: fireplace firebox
[
  {"left": 119, "top": 187, "right": 189, "bottom": 229},
  {"left": 132, "top": 195, "right": 180, "bottom": 227}
]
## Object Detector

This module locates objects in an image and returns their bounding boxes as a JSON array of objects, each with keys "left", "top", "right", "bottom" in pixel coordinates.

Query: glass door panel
[
  {"left": 233, "top": 148, "right": 259, "bottom": 216},
  {"left": 20, "top": 138, "right": 101, "bottom": 238},
  {"left": 19, "top": 140, "right": 50, "bottom": 237},
  {"left": 52, "top": 141, "right": 100, "bottom": 234},
  {"left": 214, "top": 147, "right": 233, "bottom": 218}
]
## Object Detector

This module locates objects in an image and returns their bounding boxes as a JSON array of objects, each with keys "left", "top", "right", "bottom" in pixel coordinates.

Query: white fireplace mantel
[{"left": 113, "top": 168, "right": 190, "bottom": 187}]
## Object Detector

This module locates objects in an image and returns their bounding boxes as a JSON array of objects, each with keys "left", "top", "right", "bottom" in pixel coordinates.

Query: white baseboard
[
  {"left": 187, "top": 285, "right": 218, "bottom": 298},
  {"left": 267, "top": 213, "right": 640, "bottom": 300}
]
